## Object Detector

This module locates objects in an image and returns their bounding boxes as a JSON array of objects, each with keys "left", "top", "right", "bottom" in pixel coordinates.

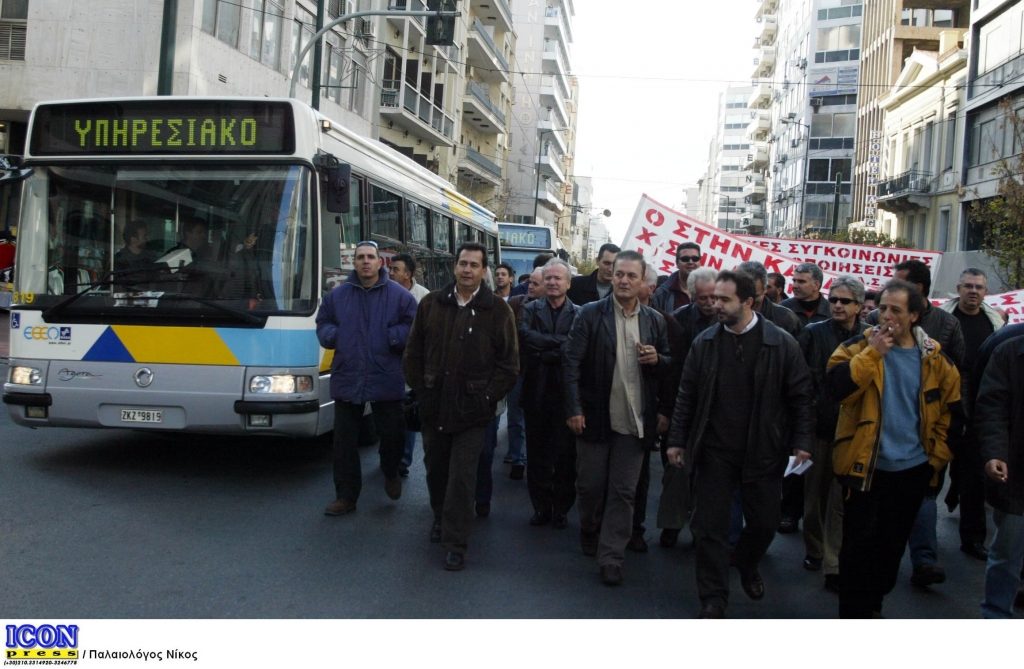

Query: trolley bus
[{"left": 2, "top": 96, "right": 499, "bottom": 437}]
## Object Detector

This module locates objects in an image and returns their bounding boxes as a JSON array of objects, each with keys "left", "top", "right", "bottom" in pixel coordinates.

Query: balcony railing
[
  {"left": 391, "top": 0, "right": 427, "bottom": 27},
  {"left": 380, "top": 78, "right": 455, "bottom": 141},
  {"left": 970, "top": 50, "right": 1024, "bottom": 100},
  {"left": 472, "top": 18, "right": 509, "bottom": 71},
  {"left": 876, "top": 170, "right": 932, "bottom": 199},
  {"left": 467, "top": 80, "right": 506, "bottom": 125},
  {"left": 466, "top": 147, "right": 502, "bottom": 177}
]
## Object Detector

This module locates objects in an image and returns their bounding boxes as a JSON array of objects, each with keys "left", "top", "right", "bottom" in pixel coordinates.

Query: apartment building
[
  {"left": 699, "top": 85, "right": 755, "bottom": 232},
  {"left": 960, "top": 0, "right": 1024, "bottom": 250},
  {"left": 0, "top": 1, "right": 518, "bottom": 215},
  {"left": 505, "top": 0, "right": 576, "bottom": 241},
  {"left": 749, "top": 0, "right": 862, "bottom": 237},
  {"left": 852, "top": 1, "right": 970, "bottom": 226},
  {"left": 875, "top": 30, "right": 966, "bottom": 250}
]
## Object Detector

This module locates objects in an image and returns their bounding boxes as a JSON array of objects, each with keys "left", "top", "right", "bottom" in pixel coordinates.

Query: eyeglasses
[
  {"left": 355, "top": 240, "right": 378, "bottom": 249},
  {"left": 828, "top": 296, "right": 857, "bottom": 305},
  {"left": 678, "top": 256, "right": 701, "bottom": 263}
]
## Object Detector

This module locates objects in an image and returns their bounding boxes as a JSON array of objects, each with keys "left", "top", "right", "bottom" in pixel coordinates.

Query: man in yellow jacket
[{"left": 825, "top": 279, "right": 960, "bottom": 618}]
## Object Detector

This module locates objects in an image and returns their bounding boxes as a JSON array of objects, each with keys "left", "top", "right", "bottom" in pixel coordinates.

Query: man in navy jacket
[{"left": 316, "top": 241, "right": 418, "bottom": 515}]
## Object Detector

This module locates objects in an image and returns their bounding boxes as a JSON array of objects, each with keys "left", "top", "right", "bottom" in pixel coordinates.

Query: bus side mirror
[{"left": 314, "top": 152, "right": 351, "bottom": 214}]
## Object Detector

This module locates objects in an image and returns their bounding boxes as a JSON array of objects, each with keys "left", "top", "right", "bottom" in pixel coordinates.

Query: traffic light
[{"left": 425, "top": 0, "right": 456, "bottom": 46}]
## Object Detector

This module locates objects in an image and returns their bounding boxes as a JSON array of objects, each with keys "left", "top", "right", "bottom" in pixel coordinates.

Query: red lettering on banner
[
  {"left": 673, "top": 220, "right": 692, "bottom": 238},
  {"left": 731, "top": 244, "right": 752, "bottom": 262},
  {"left": 636, "top": 227, "right": 656, "bottom": 245},
  {"left": 660, "top": 259, "right": 676, "bottom": 274},
  {"left": 666, "top": 240, "right": 680, "bottom": 259},
  {"left": 709, "top": 235, "right": 730, "bottom": 255},
  {"left": 763, "top": 255, "right": 783, "bottom": 273},
  {"left": 694, "top": 228, "right": 712, "bottom": 245},
  {"left": 1001, "top": 294, "right": 1019, "bottom": 306},
  {"left": 704, "top": 255, "right": 723, "bottom": 271},
  {"left": 646, "top": 208, "right": 665, "bottom": 227}
]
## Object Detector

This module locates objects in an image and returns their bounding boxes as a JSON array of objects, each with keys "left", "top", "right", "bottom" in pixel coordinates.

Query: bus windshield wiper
[
  {"left": 41, "top": 266, "right": 164, "bottom": 321},
  {"left": 157, "top": 293, "right": 264, "bottom": 325}
]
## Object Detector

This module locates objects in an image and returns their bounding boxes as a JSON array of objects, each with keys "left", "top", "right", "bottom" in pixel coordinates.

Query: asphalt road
[{"left": 0, "top": 371, "right": 994, "bottom": 619}]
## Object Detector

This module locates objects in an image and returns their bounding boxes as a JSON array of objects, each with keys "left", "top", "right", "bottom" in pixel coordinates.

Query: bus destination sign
[
  {"left": 30, "top": 100, "right": 295, "bottom": 156},
  {"left": 499, "top": 225, "right": 552, "bottom": 250}
]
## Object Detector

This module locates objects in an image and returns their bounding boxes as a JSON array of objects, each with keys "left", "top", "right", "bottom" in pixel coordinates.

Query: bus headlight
[
  {"left": 249, "top": 375, "right": 314, "bottom": 394},
  {"left": 10, "top": 366, "right": 43, "bottom": 385}
]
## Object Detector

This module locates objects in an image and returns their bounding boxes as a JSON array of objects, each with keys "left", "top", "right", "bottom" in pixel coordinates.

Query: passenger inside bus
[{"left": 225, "top": 227, "right": 263, "bottom": 306}]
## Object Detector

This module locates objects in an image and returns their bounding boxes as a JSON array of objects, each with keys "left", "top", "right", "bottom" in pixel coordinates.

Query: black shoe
[
  {"left": 552, "top": 513, "right": 568, "bottom": 530},
  {"left": 698, "top": 602, "right": 726, "bottom": 618},
  {"left": 509, "top": 464, "right": 525, "bottom": 480},
  {"left": 580, "top": 530, "right": 599, "bottom": 556},
  {"left": 443, "top": 551, "right": 464, "bottom": 571},
  {"left": 824, "top": 574, "right": 840, "bottom": 594},
  {"left": 530, "top": 511, "right": 551, "bottom": 526},
  {"left": 738, "top": 567, "right": 765, "bottom": 600},
  {"left": 910, "top": 564, "right": 946, "bottom": 587},
  {"left": 778, "top": 516, "right": 798, "bottom": 534},
  {"left": 599, "top": 564, "right": 623, "bottom": 586},
  {"left": 627, "top": 534, "right": 648, "bottom": 553},
  {"left": 960, "top": 542, "right": 989, "bottom": 561},
  {"left": 429, "top": 520, "right": 442, "bottom": 543},
  {"left": 660, "top": 528, "right": 680, "bottom": 548},
  {"left": 475, "top": 502, "right": 490, "bottom": 518},
  {"left": 803, "top": 555, "right": 823, "bottom": 571}
]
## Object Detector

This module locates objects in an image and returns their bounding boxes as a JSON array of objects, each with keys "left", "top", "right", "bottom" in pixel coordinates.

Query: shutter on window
[{"left": 0, "top": 22, "right": 27, "bottom": 61}]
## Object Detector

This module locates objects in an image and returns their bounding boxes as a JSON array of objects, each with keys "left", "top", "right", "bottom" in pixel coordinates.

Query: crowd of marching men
[{"left": 314, "top": 237, "right": 1024, "bottom": 619}]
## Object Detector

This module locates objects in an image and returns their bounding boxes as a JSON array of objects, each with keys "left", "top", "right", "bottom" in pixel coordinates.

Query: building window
[
  {"left": 815, "top": 25, "right": 860, "bottom": 63},
  {"left": 0, "top": 0, "right": 27, "bottom": 61},
  {"left": 291, "top": 7, "right": 316, "bottom": 90},
  {"left": 324, "top": 32, "right": 345, "bottom": 104},
  {"left": 817, "top": 5, "right": 862, "bottom": 21},
  {"left": 202, "top": 0, "right": 242, "bottom": 48},
  {"left": 807, "top": 158, "right": 852, "bottom": 182},
  {"left": 943, "top": 113, "right": 956, "bottom": 170},
  {"left": 250, "top": 0, "right": 283, "bottom": 70},
  {"left": 937, "top": 208, "right": 951, "bottom": 252},
  {"left": 810, "top": 112, "right": 855, "bottom": 138}
]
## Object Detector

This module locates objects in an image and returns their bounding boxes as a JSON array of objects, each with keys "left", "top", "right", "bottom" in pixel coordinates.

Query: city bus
[
  {"left": 2, "top": 96, "right": 498, "bottom": 437},
  {"left": 497, "top": 222, "right": 558, "bottom": 278}
]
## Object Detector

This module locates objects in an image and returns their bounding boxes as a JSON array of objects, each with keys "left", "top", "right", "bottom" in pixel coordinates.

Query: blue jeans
[
  {"left": 402, "top": 430, "right": 417, "bottom": 468},
  {"left": 909, "top": 495, "right": 939, "bottom": 568},
  {"left": 982, "top": 510, "right": 1024, "bottom": 618},
  {"left": 505, "top": 379, "right": 526, "bottom": 465}
]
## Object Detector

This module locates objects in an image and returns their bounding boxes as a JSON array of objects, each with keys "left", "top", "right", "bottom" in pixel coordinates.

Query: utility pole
[
  {"left": 157, "top": 0, "right": 177, "bottom": 95},
  {"left": 831, "top": 171, "right": 842, "bottom": 235},
  {"left": 311, "top": 1, "right": 326, "bottom": 111}
]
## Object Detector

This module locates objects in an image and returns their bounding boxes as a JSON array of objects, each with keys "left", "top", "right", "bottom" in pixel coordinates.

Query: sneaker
[
  {"left": 323, "top": 498, "right": 357, "bottom": 516},
  {"left": 910, "top": 564, "right": 946, "bottom": 587},
  {"left": 384, "top": 476, "right": 402, "bottom": 500}
]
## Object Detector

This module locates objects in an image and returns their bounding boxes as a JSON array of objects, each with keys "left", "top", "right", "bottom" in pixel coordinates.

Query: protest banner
[
  {"left": 622, "top": 194, "right": 842, "bottom": 291},
  {"left": 736, "top": 234, "right": 943, "bottom": 292}
]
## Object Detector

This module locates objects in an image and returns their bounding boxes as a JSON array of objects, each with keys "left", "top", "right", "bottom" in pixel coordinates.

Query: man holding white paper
[{"left": 666, "top": 270, "right": 813, "bottom": 618}]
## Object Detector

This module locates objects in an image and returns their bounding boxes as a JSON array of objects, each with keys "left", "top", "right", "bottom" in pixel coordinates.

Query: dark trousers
[
  {"left": 781, "top": 472, "right": 804, "bottom": 523},
  {"left": 333, "top": 400, "right": 404, "bottom": 502},
  {"left": 692, "top": 449, "right": 781, "bottom": 607},
  {"left": 422, "top": 424, "right": 487, "bottom": 555},
  {"left": 947, "top": 429, "right": 987, "bottom": 545},
  {"left": 576, "top": 433, "right": 647, "bottom": 567},
  {"left": 632, "top": 448, "right": 652, "bottom": 536},
  {"left": 839, "top": 462, "right": 933, "bottom": 618},
  {"left": 656, "top": 433, "right": 691, "bottom": 530},
  {"left": 525, "top": 408, "right": 576, "bottom": 517}
]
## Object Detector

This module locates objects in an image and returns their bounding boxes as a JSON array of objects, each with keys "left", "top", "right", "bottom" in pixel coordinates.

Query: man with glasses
[
  {"left": 798, "top": 275, "right": 868, "bottom": 592},
  {"left": 667, "top": 270, "right": 813, "bottom": 618},
  {"left": 939, "top": 268, "right": 1005, "bottom": 561},
  {"left": 403, "top": 242, "right": 519, "bottom": 572},
  {"left": 317, "top": 240, "right": 419, "bottom": 516},
  {"left": 653, "top": 242, "right": 701, "bottom": 312}
]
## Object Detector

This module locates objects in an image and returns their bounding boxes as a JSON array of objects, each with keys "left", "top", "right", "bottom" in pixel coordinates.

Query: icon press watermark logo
[{"left": 5, "top": 624, "right": 79, "bottom": 662}]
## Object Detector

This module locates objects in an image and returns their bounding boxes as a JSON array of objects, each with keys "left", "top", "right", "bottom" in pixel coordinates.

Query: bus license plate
[{"left": 121, "top": 409, "right": 163, "bottom": 424}]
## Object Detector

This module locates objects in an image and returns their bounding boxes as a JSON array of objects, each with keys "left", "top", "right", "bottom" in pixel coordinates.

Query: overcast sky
[{"left": 571, "top": 3, "right": 754, "bottom": 244}]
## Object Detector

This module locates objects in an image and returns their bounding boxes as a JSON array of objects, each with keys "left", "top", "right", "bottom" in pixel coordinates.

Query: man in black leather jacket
[{"left": 666, "top": 270, "right": 813, "bottom": 618}]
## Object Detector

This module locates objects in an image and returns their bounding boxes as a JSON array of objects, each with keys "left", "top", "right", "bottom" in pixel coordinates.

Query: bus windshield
[{"left": 14, "top": 163, "right": 314, "bottom": 321}]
